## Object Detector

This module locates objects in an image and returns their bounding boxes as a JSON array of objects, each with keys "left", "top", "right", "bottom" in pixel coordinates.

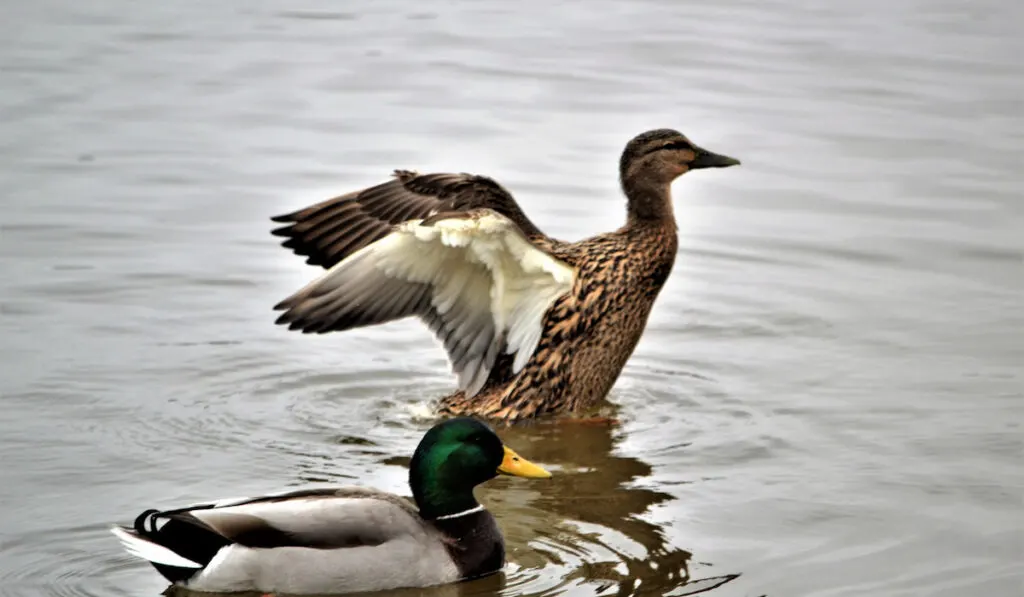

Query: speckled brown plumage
[
  {"left": 272, "top": 129, "right": 740, "bottom": 422},
  {"left": 436, "top": 225, "right": 680, "bottom": 421}
]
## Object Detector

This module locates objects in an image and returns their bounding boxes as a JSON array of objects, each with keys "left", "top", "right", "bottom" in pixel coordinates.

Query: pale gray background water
[{"left": 2, "top": 1, "right": 1021, "bottom": 596}]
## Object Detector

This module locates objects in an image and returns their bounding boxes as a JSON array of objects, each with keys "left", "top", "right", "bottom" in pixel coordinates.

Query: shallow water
[{"left": 1, "top": 0, "right": 1021, "bottom": 596}]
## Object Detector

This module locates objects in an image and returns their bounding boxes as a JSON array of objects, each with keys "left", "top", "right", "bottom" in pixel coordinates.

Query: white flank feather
[{"left": 110, "top": 526, "right": 203, "bottom": 568}]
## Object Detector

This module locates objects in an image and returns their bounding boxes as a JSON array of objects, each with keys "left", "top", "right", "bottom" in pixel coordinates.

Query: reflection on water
[{"left": 494, "top": 419, "right": 702, "bottom": 596}]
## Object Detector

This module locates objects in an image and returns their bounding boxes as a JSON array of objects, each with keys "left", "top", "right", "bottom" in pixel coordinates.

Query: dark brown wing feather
[{"left": 271, "top": 170, "right": 545, "bottom": 269}]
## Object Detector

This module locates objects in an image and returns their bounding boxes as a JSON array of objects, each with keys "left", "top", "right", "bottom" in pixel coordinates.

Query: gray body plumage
[{"left": 113, "top": 487, "right": 464, "bottom": 594}]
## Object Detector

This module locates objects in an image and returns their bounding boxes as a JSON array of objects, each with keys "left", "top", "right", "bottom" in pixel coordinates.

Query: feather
[
  {"left": 110, "top": 526, "right": 203, "bottom": 568},
  {"left": 111, "top": 486, "right": 464, "bottom": 593},
  {"left": 274, "top": 210, "right": 575, "bottom": 396},
  {"left": 271, "top": 172, "right": 544, "bottom": 270}
]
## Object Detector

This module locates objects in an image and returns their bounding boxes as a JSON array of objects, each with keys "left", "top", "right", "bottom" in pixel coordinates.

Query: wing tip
[
  {"left": 273, "top": 310, "right": 311, "bottom": 330},
  {"left": 274, "top": 311, "right": 336, "bottom": 335}
]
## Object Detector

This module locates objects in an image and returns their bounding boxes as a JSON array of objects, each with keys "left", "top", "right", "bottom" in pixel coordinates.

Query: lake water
[{"left": 1, "top": 1, "right": 1021, "bottom": 596}]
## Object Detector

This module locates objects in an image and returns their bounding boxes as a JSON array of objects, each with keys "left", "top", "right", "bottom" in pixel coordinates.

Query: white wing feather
[{"left": 277, "top": 210, "right": 575, "bottom": 396}]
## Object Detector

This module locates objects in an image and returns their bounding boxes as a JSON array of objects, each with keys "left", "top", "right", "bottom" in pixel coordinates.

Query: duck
[
  {"left": 271, "top": 129, "right": 740, "bottom": 422},
  {"left": 110, "top": 417, "right": 551, "bottom": 594}
]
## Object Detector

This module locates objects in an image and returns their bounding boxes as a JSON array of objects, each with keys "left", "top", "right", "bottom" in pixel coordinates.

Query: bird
[
  {"left": 110, "top": 417, "right": 551, "bottom": 594},
  {"left": 271, "top": 129, "right": 740, "bottom": 422}
]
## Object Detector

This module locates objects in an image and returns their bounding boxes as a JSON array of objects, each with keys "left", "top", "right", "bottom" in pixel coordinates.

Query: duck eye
[{"left": 662, "top": 140, "right": 691, "bottom": 151}]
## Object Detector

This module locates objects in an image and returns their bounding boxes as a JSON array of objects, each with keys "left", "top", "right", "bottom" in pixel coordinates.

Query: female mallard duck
[
  {"left": 111, "top": 418, "right": 550, "bottom": 594},
  {"left": 272, "top": 129, "right": 740, "bottom": 422}
]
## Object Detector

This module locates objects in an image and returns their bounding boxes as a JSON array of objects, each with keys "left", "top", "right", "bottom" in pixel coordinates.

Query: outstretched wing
[
  {"left": 271, "top": 170, "right": 545, "bottom": 270},
  {"left": 274, "top": 209, "right": 576, "bottom": 396}
]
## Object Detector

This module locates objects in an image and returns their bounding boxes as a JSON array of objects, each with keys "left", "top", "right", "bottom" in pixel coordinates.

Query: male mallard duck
[
  {"left": 110, "top": 418, "right": 550, "bottom": 594},
  {"left": 272, "top": 129, "right": 739, "bottom": 421}
]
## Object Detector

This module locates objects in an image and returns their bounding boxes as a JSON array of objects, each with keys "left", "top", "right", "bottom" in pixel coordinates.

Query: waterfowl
[
  {"left": 111, "top": 418, "right": 550, "bottom": 594},
  {"left": 272, "top": 129, "right": 740, "bottom": 422}
]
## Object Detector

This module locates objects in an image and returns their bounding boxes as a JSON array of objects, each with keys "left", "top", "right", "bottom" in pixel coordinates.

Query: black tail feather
[
  {"left": 130, "top": 509, "right": 233, "bottom": 585},
  {"left": 133, "top": 509, "right": 161, "bottom": 534}
]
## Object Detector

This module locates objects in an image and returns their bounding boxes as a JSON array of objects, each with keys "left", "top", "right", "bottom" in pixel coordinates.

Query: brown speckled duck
[{"left": 272, "top": 129, "right": 740, "bottom": 422}]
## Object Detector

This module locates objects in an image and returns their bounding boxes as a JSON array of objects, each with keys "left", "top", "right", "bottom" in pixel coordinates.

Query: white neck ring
[{"left": 431, "top": 504, "right": 485, "bottom": 521}]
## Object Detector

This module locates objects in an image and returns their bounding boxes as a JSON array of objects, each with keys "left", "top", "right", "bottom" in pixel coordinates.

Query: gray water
[{"left": 2, "top": 1, "right": 1021, "bottom": 596}]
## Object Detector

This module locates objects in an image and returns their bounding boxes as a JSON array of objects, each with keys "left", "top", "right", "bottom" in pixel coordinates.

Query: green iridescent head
[{"left": 408, "top": 417, "right": 550, "bottom": 520}]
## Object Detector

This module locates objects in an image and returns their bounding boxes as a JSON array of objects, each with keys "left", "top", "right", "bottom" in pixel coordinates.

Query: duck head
[
  {"left": 620, "top": 128, "right": 740, "bottom": 221},
  {"left": 620, "top": 128, "right": 740, "bottom": 183},
  {"left": 409, "top": 417, "right": 550, "bottom": 520}
]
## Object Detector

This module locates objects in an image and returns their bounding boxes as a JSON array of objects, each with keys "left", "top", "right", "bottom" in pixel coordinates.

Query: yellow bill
[{"left": 497, "top": 445, "right": 552, "bottom": 479}]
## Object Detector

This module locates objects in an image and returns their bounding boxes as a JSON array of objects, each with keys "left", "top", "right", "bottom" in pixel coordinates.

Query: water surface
[{"left": 2, "top": 1, "right": 1021, "bottom": 596}]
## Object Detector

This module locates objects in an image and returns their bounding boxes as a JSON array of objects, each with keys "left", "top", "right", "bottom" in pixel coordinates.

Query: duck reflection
[{"left": 482, "top": 416, "right": 737, "bottom": 596}]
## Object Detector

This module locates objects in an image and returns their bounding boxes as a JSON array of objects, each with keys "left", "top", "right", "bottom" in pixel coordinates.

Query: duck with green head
[{"left": 111, "top": 418, "right": 550, "bottom": 594}]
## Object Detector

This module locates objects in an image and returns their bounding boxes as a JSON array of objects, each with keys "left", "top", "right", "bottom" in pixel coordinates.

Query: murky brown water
[{"left": 2, "top": 1, "right": 1021, "bottom": 596}]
